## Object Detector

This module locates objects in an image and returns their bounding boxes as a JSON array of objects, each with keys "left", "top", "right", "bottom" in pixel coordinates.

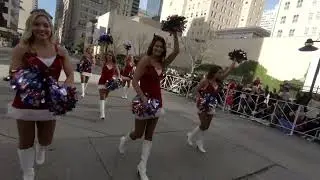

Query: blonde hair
[{"left": 21, "top": 10, "right": 54, "bottom": 45}]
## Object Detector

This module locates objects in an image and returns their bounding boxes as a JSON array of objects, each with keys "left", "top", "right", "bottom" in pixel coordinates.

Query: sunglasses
[{"left": 30, "top": 9, "right": 53, "bottom": 19}]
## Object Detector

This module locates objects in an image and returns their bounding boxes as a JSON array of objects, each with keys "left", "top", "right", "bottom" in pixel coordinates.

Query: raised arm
[
  {"left": 221, "top": 62, "right": 236, "bottom": 80},
  {"left": 132, "top": 56, "right": 149, "bottom": 103},
  {"left": 163, "top": 32, "right": 180, "bottom": 68},
  {"left": 58, "top": 46, "right": 74, "bottom": 86}
]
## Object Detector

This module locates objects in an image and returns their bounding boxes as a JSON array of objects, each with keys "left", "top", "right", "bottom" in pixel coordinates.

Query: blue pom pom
[{"left": 132, "top": 96, "right": 161, "bottom": 117}]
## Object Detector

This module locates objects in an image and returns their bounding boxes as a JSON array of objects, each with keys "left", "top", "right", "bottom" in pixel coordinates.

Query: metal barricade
[{"left": 160, "top": 75, "right": 320, "bottom": 141}]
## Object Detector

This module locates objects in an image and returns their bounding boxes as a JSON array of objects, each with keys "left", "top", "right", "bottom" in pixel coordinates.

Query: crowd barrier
[{"left": 161, "top": 75, "right": 320, "bottom": 142}]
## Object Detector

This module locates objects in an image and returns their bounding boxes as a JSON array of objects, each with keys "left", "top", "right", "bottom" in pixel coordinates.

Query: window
[
  {"left": 308, "top": 13, "right": 314, "bottom": 21},
  {"left": 304, "top": 27, "right": 309, "bottom": 35},
  {"left": 292, "top": 15, "right": 299, "bottom": 23},
  {"left": 289, "top": 29, "right": 295, "bottom": 37},
  {"left": 312, "top": 0, "right": 317, "bottom": 6},
  {"left": 277, "top": 30, "right": 283, "bottom": 37},
  {"left": 316, "top": 12, "right": 320, "bottom": 20},
  {"left": 297, "top": 0, "right": 303, "bottom": 8},
  {"left": 280, "top": 16, "right": 286, "bottom": 24},
  {"left": 312, "top": 27, "right": 317, "bottom": 35},
  {"left": 284, "top": 2, "right": 290, "bottom": 10}
]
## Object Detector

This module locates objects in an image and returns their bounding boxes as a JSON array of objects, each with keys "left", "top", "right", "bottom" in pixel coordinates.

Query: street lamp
[{"left": 299, "top": 39, "right": 320, "bottom": 93}]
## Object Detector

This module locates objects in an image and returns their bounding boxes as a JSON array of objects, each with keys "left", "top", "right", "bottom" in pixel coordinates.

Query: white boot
[
  {"left": 196, "top": 130, "right": 206, "bottom": 153},
  {"left": 122, "top": 87, "right": 128, "bottom": 99},
  {"left": 137, "top": 140, "right": 152, "bottom": 180},
  {"left": 100, "top": 100, "right": 105, "bottom": 119},
  {"left": 187, "top": 126, "right": 200, "bottom": 146},
  {"left": 118, "top": 134, "right": 131, "bottom": 154},
  {"left": 17, "top": 147, "right": 35, "bottom": 180},
  {"left": 81, "top": 83, "right": 85, "bottom": 97},
  {"left": 35, "top": 143, "right": 46, "bottom": 165}
]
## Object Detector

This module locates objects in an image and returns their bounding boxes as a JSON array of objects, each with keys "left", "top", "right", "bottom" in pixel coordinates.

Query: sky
[
  {"left": 38, "top": 0, "right": 280, "bottom": 18},
  {"left": 39, "top": 0, "right": 56, "bottom": 18}
]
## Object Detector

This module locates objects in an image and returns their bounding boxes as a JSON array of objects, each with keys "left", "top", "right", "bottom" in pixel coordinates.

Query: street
[{"left": 0, "top": 50, "right": 320, "bottom": 180}]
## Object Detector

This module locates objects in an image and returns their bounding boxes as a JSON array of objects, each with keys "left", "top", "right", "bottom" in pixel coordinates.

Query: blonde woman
[
  {"left": 8, "top": 9, "right": 74, "bottom": 180},
  {"left": 97, "top": 51, "right": 120, "bottom": 119},
  {"left": 80, "top": 46, "right": 95, "bottom": 97}
]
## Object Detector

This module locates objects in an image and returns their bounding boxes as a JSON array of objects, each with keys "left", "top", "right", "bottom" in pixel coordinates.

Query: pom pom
[
  {"left": 105, "top": 77, "right": 123, "bottom": 91},
  {"left": 47, "top": 77, "right": 78, "bottom": 115},
  {"left": 161, "top": 15, "right": 187, "bottom": 34},
  {"left": 198, "top": 93, "right": 218, "bottom": 113},
  {"left": 228, "top": 49, "right": 248, "bottom": 63},
  {"left": 78, "top": 60, "right": 92, "bottom": 73},
  {"left": 10, "top": 67, "right": 47, "bottom": 107},
  {"left": 98, "top": 33, "right": 113, "bottom": 45},
  {"left": 132, "top": 96, "right": 161, "bottom": 117},
  {"left": 123, "top": 41, "right": 132, "bottom": 51}
]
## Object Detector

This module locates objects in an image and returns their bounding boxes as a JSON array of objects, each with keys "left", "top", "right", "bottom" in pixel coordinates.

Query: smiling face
[
  {"left": 32, "top": 15, "right": 52, "bottom": 41},
  {"left": 152, "top": 41, "right": 164, "bottom": 57},
  {"left": 105, "top": 52, "right": 114, "bottom": 63}
]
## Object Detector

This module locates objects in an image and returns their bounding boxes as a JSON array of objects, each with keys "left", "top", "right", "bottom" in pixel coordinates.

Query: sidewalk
[{"left": 1, "top": 81, "right": 320, "bottom": 180}]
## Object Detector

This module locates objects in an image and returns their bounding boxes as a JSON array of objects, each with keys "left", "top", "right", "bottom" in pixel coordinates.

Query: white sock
[
  {"left": 123, "top": 87, "right": 128, "bottom": 97},
  {"left": 100, "top": 100, "right": 105, "bottom": 119},
  {"left": 81, "top": 83, "right": 85, "bottom": 96}
]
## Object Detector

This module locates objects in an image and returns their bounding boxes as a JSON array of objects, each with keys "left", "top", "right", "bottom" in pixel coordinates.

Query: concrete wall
[
  {"left": 172, "top": 37, "right": 320, "bottom": 85},
  {"left": 89, "top": 12, "right": 172, "bottom": 56}
]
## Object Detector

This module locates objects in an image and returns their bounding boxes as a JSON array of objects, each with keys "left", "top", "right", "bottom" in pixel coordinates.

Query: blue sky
[{"left": 39, "top": 0, "right": 280, "bottom": 18}]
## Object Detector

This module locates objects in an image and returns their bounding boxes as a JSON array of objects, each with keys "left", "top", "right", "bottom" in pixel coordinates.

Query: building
[
  {"left": 0, "top": 0, "right": 20, "bottom": 47},
  {"left": 259, "top": 8, "right": 277, "bottom": 32},
  {"left": 238, "top": 0, "right": 265, "bottom": 28},
  {"left": 146, "top": 0, "right": 163, "bottom": 20},
  {"left": 215, "top": 27, "right": 270, "bottom": 39},
  {"left": 18, "top": 0, "right": 38, "bottom": 33},
  {"left": 131, "top": 0, "right": 140, "bottom": 16},
  {"left": 55, "top": 0, "right": 134, "bottom": 49},
  {"left": 272, "top": 0, "right": 320, "bottom": 38},
  {"left": 84, "top": 12, "right": 171, "bottom": 56},
  {"left": 138, "top": 9, "right": 148, "bottom": 17},
  {"left": 160, "top": 0, "right": 244, "bottom": 40}
]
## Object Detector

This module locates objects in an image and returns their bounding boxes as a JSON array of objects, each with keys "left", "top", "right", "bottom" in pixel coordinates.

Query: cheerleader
[
  {"left": 7, "top": 9, "right": 74, "bottom": 180},
  {"left": 187, "top": 62, "right": 236, "bottom": 153},
  {"left": 121, "top": 55, "right": 134, "bottom": 99},
  {"left": 118, "top": 32, "right": 179, "bottom": 180},
  {"left": 98, "top": 51, "right": 120, "bottom": 120},
  {"left": 80, "top": 46, "right": 95, "bottom": 97}
]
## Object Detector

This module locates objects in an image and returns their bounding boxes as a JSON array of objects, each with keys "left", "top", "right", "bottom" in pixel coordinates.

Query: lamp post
[{"left": 299, "top": 39, "right": 320, "bottom": 94}]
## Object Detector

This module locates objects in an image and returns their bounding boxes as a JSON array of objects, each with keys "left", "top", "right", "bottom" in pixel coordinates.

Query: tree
[
  {"left": 133, "top": 33, "right": 148, "bottom": 56},
  {"left": 181, "top": 37, "right": 210, "bottom": 74},
  {"left": 111, "top": 32, "right": 122, "bottom": 56}
]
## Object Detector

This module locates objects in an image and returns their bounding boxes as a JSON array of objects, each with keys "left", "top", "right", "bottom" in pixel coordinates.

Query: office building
[
  {"left": 18, "top": 0, "right": 38, "bottom": 33},
  {"left": 131, "top": 0, "right": 140, "bottom": 16},
  {"left": 272, "top": 0, "right": 320, "bottom": 38},
  {"left": 0, "top": 0, "right": 20, "bottom": 46},
  {"left": 238, "top": 0, "right": 265, "bottom": 27},
  {"left": 259, "top": 8, "right": 277, "bottom": 32},
  {"left": 55, "top": 0, "right": 133, "bottom": 49}
]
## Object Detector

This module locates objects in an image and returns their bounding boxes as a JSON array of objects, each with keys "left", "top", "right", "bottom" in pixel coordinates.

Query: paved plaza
[{"left": 0, "top": 49, "right": 320, "bottom": 180}]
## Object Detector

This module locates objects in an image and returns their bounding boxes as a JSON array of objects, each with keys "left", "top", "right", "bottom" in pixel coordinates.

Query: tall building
[
  {"left": 131, "top": 0, "right": 140, "bottom": 16},
  {"left": 272, "top": 0, "right": 320, "bottom": 38},
  {"left": 160, "top": 0, "right": 244, "bottom": 40},
  {"left": 55, "top": 0, "right": 133, "bottom": 49},
  {"left": 238, "top": 0, "right": 265, "bottom": 27},
  {"left": 146, "top": 0, "right": 163, "bottom": 19},
  {"left": 18, "top": 0, "right": 38, "bottom": 33},
  {"left": 0, "top": 0, "right": 20, "bottom": 46},
  {"left": 259, "top": 8, "right": 277, "bottom": 32}
]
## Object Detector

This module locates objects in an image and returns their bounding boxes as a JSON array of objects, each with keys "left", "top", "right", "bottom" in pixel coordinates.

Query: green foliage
[
  {"left": 230, "top": 60, "right": 282, "bottom": 90},
  {"left": 194, "top": 63, "right": 221, "bottom": 73},
  {"left": 116, "top": 54, "right": 126, "bottom": 68}
]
